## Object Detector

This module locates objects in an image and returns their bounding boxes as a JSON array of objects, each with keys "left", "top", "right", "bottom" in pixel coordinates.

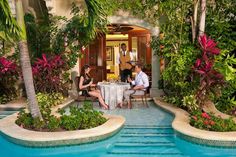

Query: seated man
[{"left": 118, "top": 63, "right": 149, "bottom": 109}]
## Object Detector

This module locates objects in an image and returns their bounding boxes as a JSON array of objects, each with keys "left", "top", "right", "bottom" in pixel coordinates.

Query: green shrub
[
  {"left": 60, "top": 114, "right": 81, "bottom": 130},
  {"left": 36, "top": 92, "right": 64, "bottom": 120},
  {"left": 215, "top": 83, "right": 236, "bottom": 115},
  {"left": 16, "top": 100, "right": 107, "bottom": 131},
  {"left": 32, "top": 117, "right": 45, "bottom": 131},
  {"left": 190, "top": 110, "right": 236, "bottom": 132},
  {"left": 182, "top": 95, "right": 198, "bottom": 112},
  {"left": 0, "top": 94, "right": 14, "bottom": 104},
  {"left": 37, "top": 92, "right": 64, "bottom": 108},
  {"left": 48, "top": 116, "right": 61, "bottom": 131},
  {"left": 60, "top": 101, "right": 107, "bottom": 130},
  {"left": 15, "top": 110, "right": 33, "bottom": 129}
]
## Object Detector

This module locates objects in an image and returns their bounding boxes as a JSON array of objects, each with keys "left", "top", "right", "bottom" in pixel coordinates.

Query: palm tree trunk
[
  {"left": 15, "top": 0, "right": 42, "bottom": 119},
  {"left": 199, "top": 0, "right": 206, "bottom": 36},
  {"left": 191, "top": 0, "right": 200, "bottom": 42}
]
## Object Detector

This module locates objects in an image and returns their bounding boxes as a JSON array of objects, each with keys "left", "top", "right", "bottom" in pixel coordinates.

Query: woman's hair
[{"left": 80, "top": 64, "right": 90, "bottom": 78}]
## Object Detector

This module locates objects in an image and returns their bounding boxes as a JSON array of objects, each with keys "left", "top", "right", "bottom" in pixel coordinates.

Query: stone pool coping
[
  {"left": 154, "top": 97, "right": 236, "bottom": 147},
  {"left": 0, "top": 98, "right": 26, "bottom": 110},
  {"left": 0, "top": 98, "right": 125, "bottom": 147}
]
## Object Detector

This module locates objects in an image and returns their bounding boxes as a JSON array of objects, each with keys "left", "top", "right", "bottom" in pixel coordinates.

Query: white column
[
  {"left": 68, "top": 59, "right": 80, "bottom": 98},
  {"left": 150, "top": 27, "right": 163, "bottom": 97}
]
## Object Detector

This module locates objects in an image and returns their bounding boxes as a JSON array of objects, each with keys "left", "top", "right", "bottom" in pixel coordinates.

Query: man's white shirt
[{"left": 131, "top": 71, "right": 149, "bottom": 88}]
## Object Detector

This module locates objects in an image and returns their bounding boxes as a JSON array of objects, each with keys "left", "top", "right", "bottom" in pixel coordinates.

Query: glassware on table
[{"left": 118, "top": 76, "right": 121, "bottom": 83}]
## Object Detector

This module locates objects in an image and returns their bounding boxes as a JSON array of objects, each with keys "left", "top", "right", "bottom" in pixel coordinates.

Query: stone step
[
  {"left": 107, "top": 146, "right": 183, "bottom": 155},
  {"left": 125, "top": 125, "right": 172, "bottom": 129},
  {"left": 120, "top": 133, "right": 174, "bottom": 137},
  {"left": 104, "top": 154, "right": 186, "bottom": 157},
  {"left": 117, "top": 135, "right": 175, "bottom": 143},
  {"left": 122, "top": 128, "right": 174, "bottom": 134},
  {"left": 113, "top": 142, "right": 176, "bottom": 147}
]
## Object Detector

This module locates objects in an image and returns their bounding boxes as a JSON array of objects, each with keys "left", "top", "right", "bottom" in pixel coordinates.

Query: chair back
[{"left": 74, "top": 76, "right": 80, "bottom": 92}]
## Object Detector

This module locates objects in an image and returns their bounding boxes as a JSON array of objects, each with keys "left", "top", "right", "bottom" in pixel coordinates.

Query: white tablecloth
[{"left": 97, "top": 82, "right": 130, "bottom": 109}]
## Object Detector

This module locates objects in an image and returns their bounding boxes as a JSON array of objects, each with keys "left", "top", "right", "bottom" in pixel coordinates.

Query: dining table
[{"left": 97, "top": 82, "right": 131, "bottom": 109}]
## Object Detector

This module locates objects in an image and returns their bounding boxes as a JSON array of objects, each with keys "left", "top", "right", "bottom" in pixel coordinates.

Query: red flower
[
  {"left": 191, "top": 116, "right": 198, "bottom": 121},
  {"left": 198, "top": 34, "right": 220, "bottom": 55},
  {"left": 204, "top": 120, "right": 209, "bottom": 125},
  {"left": 210, "top": 121, "right": 215, "bottom": 125},
  {"left": 201, "top": 112, "right": 211, "bottom": 119}
]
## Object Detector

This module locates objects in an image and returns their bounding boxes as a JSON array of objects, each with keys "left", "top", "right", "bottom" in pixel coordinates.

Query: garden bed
[
  {"left": 154, "top": 98, "right": 236, "bottom": 147},
  {"left": 0, "top": 99, "right": 125, "bottom": 147},
  {"left": 0, "top": 112, "right": 125, "bottom": 147}
]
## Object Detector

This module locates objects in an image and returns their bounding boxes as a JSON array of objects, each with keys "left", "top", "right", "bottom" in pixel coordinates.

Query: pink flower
[
  {"left": 201, "top": 112, "right": 211, "bottom": 119},
  {"left": 210, "top": 121, "right": 215, "bottom": 125},
  {"left": 204, "top": 120, "right": 209, "bottom": 125},
  {"left": 198, "top": 34, "right": 220, "bottom": 55},
  {"left": 191, "top": 116, "right": 198, "bottom": 121}
]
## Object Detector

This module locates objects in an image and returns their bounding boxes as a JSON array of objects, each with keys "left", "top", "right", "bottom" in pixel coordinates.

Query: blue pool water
[{"left": 0, "top": 102, "right": 236, "bottom": 157}]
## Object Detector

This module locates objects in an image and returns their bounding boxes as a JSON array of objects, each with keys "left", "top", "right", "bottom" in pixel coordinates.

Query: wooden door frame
[
  {"left": 128, "top": 30, "right": 151, "bottom": 64},
  {"left": 80, "top": 35, "right": 107, "bottom": 82}
]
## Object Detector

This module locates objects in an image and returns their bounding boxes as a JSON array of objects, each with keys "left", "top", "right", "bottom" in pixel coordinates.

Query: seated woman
[{"left": 79, "top": 65, "right": 109, "bottom": 110}]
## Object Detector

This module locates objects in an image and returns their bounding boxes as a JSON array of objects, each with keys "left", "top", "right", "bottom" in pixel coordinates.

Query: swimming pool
[{"left": 0, "top": 101, "right": 236, "bottom": 157}]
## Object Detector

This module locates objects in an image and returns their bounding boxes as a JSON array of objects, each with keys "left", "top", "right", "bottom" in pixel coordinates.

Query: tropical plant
[
  {"left": 0, "top": 57, "right": 19, "bottom": 104},
  {"left": 215, "top": 82, "right": 236, "bottom": 115},
  {"left": 0, "top": 0, "right": 21, "bottom": 41},
  {"left": 36, "top": 92, "right": 64, "bottom": 121},
  {"left": 32, "top": 54, "right": 70, "bottom": 93},
  {"left": 193, "top": 34, "right": 225, "bottom": 106},
  {"left": 24, "top": 13, "right": 66, "bottom": 59},
  {"left": 161, "top": 44, "right": 199, "bottom": 104},
  {"left": 182, "top": 95, "right": 198, "bottom": 112},
  {"left": 60, "top": 101, "right": 107, "bottom": 130}
]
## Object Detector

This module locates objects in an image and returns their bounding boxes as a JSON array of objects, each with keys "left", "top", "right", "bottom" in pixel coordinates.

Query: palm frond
[{"left": 0, "top": 0, "right": 21, "bottom": 41}]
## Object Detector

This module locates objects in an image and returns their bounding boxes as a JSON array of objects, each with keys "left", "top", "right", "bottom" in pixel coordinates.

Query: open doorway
[
  {"left": 106, "top": 24, "right": 151, "bottom": 81},
  {"left": 80, "top": 24, "right": 152, "bottom": 83}
]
